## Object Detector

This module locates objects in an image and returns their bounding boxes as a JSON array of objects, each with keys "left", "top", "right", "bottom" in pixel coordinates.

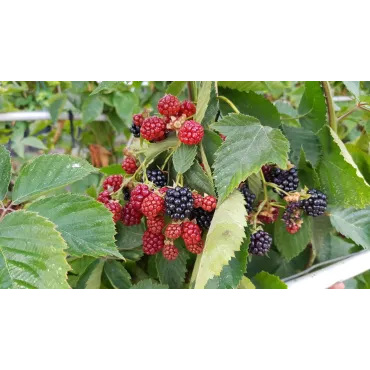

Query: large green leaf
[
  {"left": 166, "top": 81, "right": 186, "bottom": 96},
  {"left": 282, "top": 125, "right": 322, "bottom": 166},
  {"left": 317, "top": 126, "right": 370, "bottom": 208},
  {"left": 212, "top": 114, "right": 290, "bottom": 202},
  {"left": 28, "top": 194, "right": 120, "bottom": 258},
  {"left": 76, "top": 258, "right": 104, "bottom": 289},
  {"left": 202, "top": 129, "right": 222, "bottom": 168},
  {"left": 298, "top": 81, "right": 327, "bottom": 133},
  {"left": 205, "top": 234, "right": 249, "bottom": 289},
  {"left": 218, "top": 81, "right": 267, "bottom": 92},
  {"left": 116, "top": 222, "right": 145, "bottom": 250},
  {"left": 298, "top": 149, "right": 320, "bottom": 189},
  {"left": 0, "top": 211, "right": 69, "bottom": 289},
  {"left": 316, "top": 234, "right": 355, "bottom": 262},
  {"left": 90, "top": 81, "right": 121, "bottom": 95},
  {"left": 130, "top": 279, "right": 169, "bottom": 289},
  {"left": 113, "top": 91, "right": 138, "bottom": 120},
  {"left": 156, "top": 240, "right": 189, "bottom": 289},
  {"left": 343, "top": 81, "right": 360, "bottom": 98},
  {"left": 183, "top": 161, "right": 215, "bottom": 196},
  {"left": 195, "top": 81, "right": 212, "bottom": 124},
  {"left": 12, "top": 154, "right": 97, "bottom": 204},
  {"left": 253, "top": 271, "right": 287, "bottom": 289},
  {"left": 191, "top": 190, "right": 247, "bottom": 289},
  {"left": 218, "top": 88, "right": 281, "bottom": 128},
  {"left": 329, "top": 206, "right": 370, "bottom": 249},
  {"left": 82, "top": 95, "right": 104, "bottom": 124},
  {"left": 143, "top": 136, "right": 178, "bottom": 163},
  {"left": 0, "top": 145, "right": 11, "bottom": 200},
  {"left": 172, "top": 143, "right": 198, "bottom": 174},
  {"left": 103, "top": 260, "right": 132, "bottom": 289},
  {"left": 346, "top": 144, "right": 370, "bottom": 184},
  {"left": 274, "top": 215, "right": 312, "bottom": 261}
]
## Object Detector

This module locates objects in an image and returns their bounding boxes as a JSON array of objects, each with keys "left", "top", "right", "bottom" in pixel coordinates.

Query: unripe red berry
[
  {"left": 142, "top": 230, "right": 165, "bottom": 255},
  {"left": 130, "top": 184, "right": 151, "bottom": 210},
  {"left": 157, "top": 94, "right": 181, "bottom": 116},
  {"left": 201, "top": 195, "right": 217, "bottom": 212},
  {"left": 133, "top": 113, "right": 144, "bottom": 127},
  {"left": 140, "top": 116, "right": 166, "bottom": 141},
  {"left": 141, "top": 193, "right": 165, "bottom": 218},
  {"left": 121, "top": 202, "right": 143, "bottom": 226},
  {"left": 179, "top": 100, "right": 196, "bottom": 117},
  {"left": 192, "top": 192, "right": 203, "bottom": 208},
  {"left": 104, "top": 201, "right": 122, "bottom": 223},
  {"left": 122, "top": 156, "right": 138, "bottom": 174},
  {"left": 186, "top": 240, "right": 204, "bottom": 254},
  {"left": 103, "top": 175, "right": 123, "bottom": 193},
  {"left": 97, "top": 190, "right": 111, "bottom": 204},
  {"left": 163, "top": 242, "right": 179, "bottom": 260},
  {"left": 182, "top": 221, "right": 202, "bottom": 245},
  {"left": 178, "top": 120, "right": 204, "bottom": 145},
  {"left": 164, "top": 223, "right": 182, "bottom": 240},
  {"left": 147, "top": 216, "right": 165, "bottom": 235}
]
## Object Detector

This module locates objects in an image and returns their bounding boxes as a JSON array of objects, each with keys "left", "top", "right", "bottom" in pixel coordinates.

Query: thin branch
[
  {"left": 217, "top": 96, "right": 240, "bottom": 114},
  {"left": 322, "top": 81, "right": 337, "bottom": 132}
]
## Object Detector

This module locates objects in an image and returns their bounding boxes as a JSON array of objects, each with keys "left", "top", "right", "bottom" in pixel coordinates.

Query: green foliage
[
  {"left": 131, "top": 279, "right": 169, "bottom": 289},
  {"left": 173, "top": 143, "right": 197, "bottom": 174},
  {"left": 82, "top": 95, "right": 104, "bottom": 124},
  {"left": 0, "top": 145, "right": 11, "bottom": 200},
  {"left": 183, "top": 161, "right": 215, "bottom": 196},
  {"left": 166, "top": 81, "right": 186, "bottom": 96},
  {"left": 196, "top": 81, "right": 212, "bottom": 124},
  {"left": 104, "top": 260, "right": 132, "bottom": 289},
  {"left": 253, "top": 271, "right": 287, "bottom": 289}
]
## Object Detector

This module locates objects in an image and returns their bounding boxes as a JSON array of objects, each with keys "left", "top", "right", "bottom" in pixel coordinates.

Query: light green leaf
[
  {"left": 282, "top": 125, "right": 322, "bottom": 166},
  {"left": 48, "top": 94, "right": 67, "bottom": 123},
  {"left": 183, "top": 161, "right": 215, "bottom": 196},
  {"left": 218, "top": 88, "right": 281, "bottom": 128},
  {"left": 90, "top": 81, "right": 121, "bottom": 95},
  {"left": 116, "top": 222, "right": 145, "bottom": 250},
  {"left": 104, "top": 260, "right": 132, "bottom": 289},
  {"left": 166, "top": 81, "right": 186, "bottom": 96},
  {"left": 21, "top": 136, "right": 47, "bottom": 150},
  {"left": 191, "top": 190, "right": 247, "bottom": 289},
  {"left": 130, "top": 279, "right": 169, "bottom": 289},
  {"left": 156, "top": 240, "right": 189, "bottom": 289},
  {"left": 202, "top": 84, "right": 219, "bottom": 127},
  {"left": 173, "top": 143, "right": 197, "bottom": 174},
  {"left": 298, "top": 81, "right": 327, "bottom": 133},
  {"left": 316, "top": 234, "right": 355, "bottom": 262},
  {"left": 28, "top": 194, "right": 120, "bottom": 258},
  {"left": 274, "top": 215, "right": 312, "bottom": 261},
  {"left": 253, "top": 271, "right": 287, "bottom": 289},
  {"left": 329, "top": 206, "right": 370, "bottom": 249},
  {"left": 238, "top": 276, "right": 256, "bottom": 289},
  {"left": 343, "top": 81, "right": 360, "bottom": 99},
  {"left": 0, "top": 145, "right": 11, "bottom": 200},
  {"left": 82, "top": 95, "right": 104, "bottom": 124},
  {"left": 76, "top": 258, "right": 104, "bottom": 289},
  {"left": 195, "top": 81, "right": 212, "bottom": 124},
  {"left": 317, "top": 126, "right": 370, "bottom": 208},
  {"left": 0, "top": 211, "right": 69, "bottom": 289},
  {"left": 218, "top": 81, "right": 267, "bottom": 92},
  {"left": 113, "top": 91, "right": 138, "bottom": 120},
  {"left": 12, "top": 154, "right": 97, "bottom": 204},
  {"left": 212, "top": 114, "right": 290, "bottom": 202},
  {"left": 144, "top": 136, "right": 179, "bottom": 163},
  {"left": 100, "top": 164, "right": 126, "bottom": 175},
  {"left": 248, "top": 173, "right": 263, "bottom": 199},
  {"left": 275, "top": 101, "right": 298, "bottom": 117}
]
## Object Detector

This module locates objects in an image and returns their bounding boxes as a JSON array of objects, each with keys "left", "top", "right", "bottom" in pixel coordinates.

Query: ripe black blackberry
[
  {"left": 165, "top": 186, "right": 193, "bottom": 220},
  {"left": 146, "top": 169, "right": 167, "bottom": 187},
  {"left": 300, "top": 189, "right": 327, "bottom": 217},
  {"left": 239, "top": 183, "right": 256, "bottom": 213},
  {"left": 130, "top": 123, "right": 141, "bottom": 138},
  {"left": 266, "top": 166, "right": 299, "bottom": 197},
  {"left": 282, "top": 202, "right": 301, "bottom": 225},
  {"left": 193, "top": 208, "right": 214, "bottom": 230},
  {"left": 248, "top": 231, "right": 272, "bottom": 256},
  {"left": 122, "top": 187, "right": 130, "bottom": 201}
]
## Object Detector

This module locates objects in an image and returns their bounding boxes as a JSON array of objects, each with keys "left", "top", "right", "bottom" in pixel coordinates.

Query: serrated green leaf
[
  {"left": 173, "top": 143, "right": 197, "bottom": 174},
  {"left": 0, "top": 145, "right": 11, "bottom": 200},
  {"left": 218, "top": 81, "right": 267, "bottom": 92},
  {"left": 346, "top": 144, "right": 370, "bottom": 184},
  {"left": 12, "top": 154, "right": 98, "bottom": 204},
  {"left": 253, "top": 271, "right": 287, "bottom": 289},
  {"left": 218, "top": 88, "right": 281, "bottom": 128},
  {"left": 144, "top": 136, "right": 178, "bottom": 163},
  {"left": 274, "top": 215, "right": 312, "bottom": 261},
  {"left": 298, "top": 82, "right": 327, "bottom": 133},
  {"left": 205, "top": 234, "right": 249, "bottom": 289},
  {"left": 298, "top": 149, "right": 320, "bottom": 189},
  {"left": 212, "top": 114, "right": 290, "bottom": 202},
  {"left": 343, "top": 81, "right": 360, "bottom": 99},
  {"left": 238, "top": 276, "right": 255, "bottom": 289},
  {"left": 202, "top": 129, "right": 222, "bottom": 168},
  {"left": 100, "top": 164, "right": 126, "bottom": 175},
  {"left": 130, "top": 279, "right": 169, "bottom": 289},
  {"left": 202, "top": 84, "right": 219, "bottom": 127},
  {"left": 166, "top": 81, "right": 186, "bottom": 96},
  {"left": 183, "top": 161, "right": 215, "bottom": 196},
  {"left": 317, "top": 126, "right": 370, "bottom": 208},
  {"left": 76, "top": 258, "right": 104, "bottom": 289},
  {"left": 275, "top": 101, "right": 298, "bottom": 117},
  {"left": 0, "top": 210, "right": 69, "bottom": 289},
  {"left": 28, "top": 194, "right": 120, "bottom": 258},
  {"left": 90, "top": 81, "right": 121, "bottom": 95},
  {"left": 191, "top": 190, "right": 247, "bottom": 289},
  {"left": 113, "top": 91, "right": 138, "bottom": 120},
  {"left": 329, "top": 206, "right": 370, "bottom": 249},
  {"left": 82, "top": 95, "right": 104, "bottom": 124},
  {"left": 316, "top": 234, "right": 355, "bottom": 262},
  {"left": 282, "top": 125, "right": 322, "bottom": 166},
  {"left": 195, "top": 81, "right": 212, "bottom": 124},
  {"left": 156, "top": 240, "right": 189, "bottom": 289},
  {"left": 116, "top": 222, "right": 145, "bottom": 250},
  {"left": 48, "top": 94, "right": 67, "bottom": 123},
  {"left": 21, "top": 136, "right": 47, "bottom": 150},
  {"left": 68, "top": 256, "right": 96, "bottom": 288},
  {"left": 104, "top": 260, "right": 132, "bottom": 289},
  {"left": 247, "top": 173, "right": 263, "bottom": 199}
]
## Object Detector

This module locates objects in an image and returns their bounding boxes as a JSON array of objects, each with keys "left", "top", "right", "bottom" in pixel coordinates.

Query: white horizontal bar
[
  {"left": 0, "top": 111, "right": 107, "bottom": 122},
  {"left": 332, "top": 96, "right": 353, "bottom": 102},
  {"left": 286, "top": 250, "right": 370, "bottom": 289}
]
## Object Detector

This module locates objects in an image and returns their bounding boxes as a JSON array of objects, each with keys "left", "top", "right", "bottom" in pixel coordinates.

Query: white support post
[{"left": 0, "top": 111, "right": 107, "bottom": 122}]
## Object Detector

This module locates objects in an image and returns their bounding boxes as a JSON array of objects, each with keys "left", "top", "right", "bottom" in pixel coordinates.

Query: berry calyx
[
  {"left": 141, "top": 192, "right": 165, "bottom": 218},
  {"left": 239, "top": 183, "right": 256, "bottom": 213},
  {"left": 182, "top": 221, "right": 202, "bottom": 246},
  {"left": 300, "top": 189, "right": 327, "bottom": 217},
  {"left": 164, "top": 223, "right": 182, "bottom": 240},
  {"left": 133, "top": 113, "right": 144, "bottom": 127},
  {"left": 249, "top": 231, "right": 272, "bottom": 256},
  {"left": 257, "top": 201, "right": 279, "bottom": 224},
  {"left": 192, "top": 192, "right": 203, "bottom": 208},
  {"left": 122, "top": 156, "right": 138, "bottom": 174},
  {"left": 201, "top": 195, "right": 217, "bottom": 212},
  {"left": 146, "top": 169, "right": 167, "bottom": 188},
  {"left": 146, "top": 216, "right": 165, "bottom": 235},
  {"left": 97, "top": 190, "right": 111, "bottom": 204},
  {"left": 179, "top": 100, "right": 196, "bottom": 117},
  {"left": 121, "top": 202, "right": 143, "bottom": 226},
  {"left": 178, "top": 120, "right": 204, "bottom": 145},
  {"left": 142, "top": 230, "right": 165, "bottom": 255},
  {"left": 186, "top": 240, "right": 204, "bottom": 254},
  {"left": 140, "top": 116, "right": 166, "bottom": 141},
  {"left": 104, "top": 201, "right": 122, "bottom": 223},
  {"left": 157, "top": 94, "right": 181, "bottom": 117},
  {"left": 103, "top": 175, "right": 123, "bottom": 193},
  {"left": 162, "top": 242, "right": 179, "bottom": 261},
  {"left": 130, "top": 184, "right": 151, "bottom": 210},
  {"left": 165, "top": 186, "right": 194, "bottom": 220},
  {"left": 192, "top": 208, "right": 214, "bottom": 230}
]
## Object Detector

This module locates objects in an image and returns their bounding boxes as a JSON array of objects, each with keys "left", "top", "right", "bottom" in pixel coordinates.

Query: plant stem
[
  {"left": 322, "top": 81, "right": 337, "bottom": 132},
  {"left": 217, "top": 96, "right": 240, "bottom": 114},
  {"left": 260, "top": 169, "right": 268, "bottom": 200},
  {"left": 305, "top": 244, "right": 317, "bottom": 269},
  {"left": 337, "top": 106, "right": 358, "bottom": 122},
  {"left": 200, "top": 143, "right": 214, "bottom": 185},
  {"left": 266, "top": 182, "right": 290, "bottom": 196},
  {"left": 187, "top": 82, "right": 198, "bottom": 102}
]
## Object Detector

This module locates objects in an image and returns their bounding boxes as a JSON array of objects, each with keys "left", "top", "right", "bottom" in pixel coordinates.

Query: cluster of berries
[
  {"left": 239, "top": 164, "right": 328, "bottom": 256},
  {"left": 129, "top": 94, "right": 204, "bottom": 145}
]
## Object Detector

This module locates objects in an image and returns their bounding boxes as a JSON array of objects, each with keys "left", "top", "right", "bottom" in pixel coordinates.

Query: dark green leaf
[
  {"left": 183, "top": 161, "right": 215, "bottom": 196},
  {"left": 76, "top": 258, "right": 104, "bottom": 289},
  {"left": 202, "top": 129, "right": 222, "bottom": 168},
  {"left": 173, "top": 143, "right": 197, "bottom": 174},
  {"left": 316, "top": 234, "right": 355, "bottom": 262},
  {"left": 113, "top": 92, "right": 138, "bottom": 120},
  {"left": 0, "top": 145, "right": 11, "bottom": 200},
  {"left": 202, "top": 83, "right": 219, "bottom": 127},
  {"left": 104, "top": 260, "right": 132, "bottom": 289},
  {"left": 49, "top": 94, "right": 67, "bottom": 123},
  {"left": 130, "top": 279, "right": 169, "bottom": 289},
  {"left": 116, "top": 222, "right": 145, "bottom": 250},
  {"left": 100, "top": 164, "right": 126, "bottom": 175},
  {"left": 82, "top": 95, "right": 104, "bottom": 124}
]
